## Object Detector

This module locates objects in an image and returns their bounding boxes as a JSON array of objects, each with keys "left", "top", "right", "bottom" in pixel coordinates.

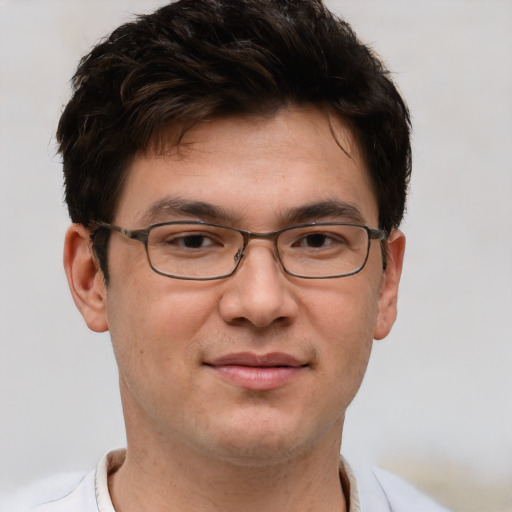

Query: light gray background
[{"left": 1, "top": 1, "right": 511, "bottom": 511}]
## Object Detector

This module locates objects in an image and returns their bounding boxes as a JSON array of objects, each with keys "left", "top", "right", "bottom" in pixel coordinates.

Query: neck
[{"left": 108, "top": 428, "right": 347, "bottom": 512}]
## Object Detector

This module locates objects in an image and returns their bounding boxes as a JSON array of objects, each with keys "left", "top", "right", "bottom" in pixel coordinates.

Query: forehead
[{"left": 116, "top": 107, "right": 378, "bottom": 228}]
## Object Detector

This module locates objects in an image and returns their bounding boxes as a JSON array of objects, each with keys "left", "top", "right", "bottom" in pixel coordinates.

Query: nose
[{"left": 218, "top": 242, "right": 299, "bottom": 328}]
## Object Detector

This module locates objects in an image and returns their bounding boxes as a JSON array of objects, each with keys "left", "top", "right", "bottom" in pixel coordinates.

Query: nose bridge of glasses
[{"left": 235, "top": 230, "right": 282, "bottom": 266}]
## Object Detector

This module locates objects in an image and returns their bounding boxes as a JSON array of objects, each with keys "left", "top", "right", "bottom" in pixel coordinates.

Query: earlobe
[
  {"left": 63, "top": 224, "right": 109, "bottom": 333},
  {"left": 373, "top": 229, "right": 406, "bottom": 340}
]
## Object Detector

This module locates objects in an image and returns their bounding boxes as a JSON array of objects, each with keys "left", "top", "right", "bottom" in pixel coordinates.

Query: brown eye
[
  {"left": 300, "top": 233, "right": 329, "bottom": 248},
  {"left": 291, "top": 233, "right": 344, "bottom": 249},
  {"left": 169, "top": 234, "right": 216, "bottom": 248}
]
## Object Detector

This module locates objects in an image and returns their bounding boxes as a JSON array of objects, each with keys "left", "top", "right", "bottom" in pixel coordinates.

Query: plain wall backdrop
[{"left": 0, "top": 1, "right": 511, "bottom": 511}]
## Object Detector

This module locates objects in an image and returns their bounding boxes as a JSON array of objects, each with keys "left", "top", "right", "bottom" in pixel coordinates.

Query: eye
[
  {"left": 165, "top": 232, "right": 220, "bottom": 249},
  {"left": 291, "top": 232, "right": 343, "bottom": 249}
]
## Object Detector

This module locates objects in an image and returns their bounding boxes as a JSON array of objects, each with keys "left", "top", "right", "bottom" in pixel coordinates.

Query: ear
[
  {"left": 63, "top": 224, "right": 109, "bottom": 333},
  {"left": 373, "top": 229, "right": 406, "bottom": 340}
]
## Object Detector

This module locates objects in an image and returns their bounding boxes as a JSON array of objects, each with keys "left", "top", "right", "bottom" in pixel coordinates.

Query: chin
[{"left": 198, "top": 412, "right": 336, "bottom": 467}]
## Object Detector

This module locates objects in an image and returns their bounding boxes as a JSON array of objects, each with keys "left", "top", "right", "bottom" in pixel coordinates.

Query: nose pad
[
  {"left": 232, "top": 236, "right": 282, "bottom": 274},
  {"left": 232, "top": 241, "right": 284, "bottom": 278},
  {"left": 234, "top": 248, "right": 244, "bottom": 264}
]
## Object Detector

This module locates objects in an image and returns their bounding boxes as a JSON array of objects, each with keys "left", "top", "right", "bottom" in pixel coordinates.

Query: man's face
[{"left": 72, "top": 107, "right": 404, "bottom": 465}]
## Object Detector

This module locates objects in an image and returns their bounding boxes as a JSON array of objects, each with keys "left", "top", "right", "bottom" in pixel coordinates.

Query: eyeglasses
[{"left": 96, "top": 220, "right": 387, "bottom": 280}]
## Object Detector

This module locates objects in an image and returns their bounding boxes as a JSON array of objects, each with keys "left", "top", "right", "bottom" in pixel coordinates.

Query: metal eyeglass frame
[{"left": 95, "top": 220, "right": 388, "bottom": 280}]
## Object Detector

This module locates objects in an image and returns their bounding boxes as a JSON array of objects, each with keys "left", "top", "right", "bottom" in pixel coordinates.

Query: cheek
[
  {"left": 106, "top": 275, "right": 220, "bottom": 376},
  {"left": 300, "top": 272, "right": 381, "bottom": 337},
  {"left": 146, "top": 288, "right": 215, "bottom": 337},
  {"left": 105, "top": 281, "right": 221, "bottom": 425},
  {"left": 299, "top": 277, "right": 380, "bottom": 374}
]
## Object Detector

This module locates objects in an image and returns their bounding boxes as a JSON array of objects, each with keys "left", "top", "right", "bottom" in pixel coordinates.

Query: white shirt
[{"left": 3, "top": 450, "right": 451, "bottom": 512}]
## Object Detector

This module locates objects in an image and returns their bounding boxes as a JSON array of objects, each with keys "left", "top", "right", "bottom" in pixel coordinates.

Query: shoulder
[
  {"left": 1, "top": 471, "right": 96, "bottom": 512},
  {"left": 356, "top": 466, "right": 452, "bottom": 512}
]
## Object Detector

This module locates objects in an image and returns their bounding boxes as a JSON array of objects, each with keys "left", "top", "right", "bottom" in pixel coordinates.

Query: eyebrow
[
  {"left": 282, "top": 200, "right": 367, "bottom": 225},
  {"left": 139, "top": 197, "right": 242, "bottom": 226},
  {"left": 138, "top": 197, "right": 367, "bottom": 227}
]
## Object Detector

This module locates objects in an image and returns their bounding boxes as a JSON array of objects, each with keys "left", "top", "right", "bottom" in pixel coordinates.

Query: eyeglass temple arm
[
  {"left": 368, "top": 227, "right": 389, "bottom": 240},
  {"left": 94, "top": 221, "right": 149, "bottom": 244}
]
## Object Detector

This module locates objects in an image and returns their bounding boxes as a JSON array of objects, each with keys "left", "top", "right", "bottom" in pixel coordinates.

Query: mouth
[{"left": 204, "top": 352, "right": 308, "bottom": 391}]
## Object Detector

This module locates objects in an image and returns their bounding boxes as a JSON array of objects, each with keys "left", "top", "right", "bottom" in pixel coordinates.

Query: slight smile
[{"left": 204, "top": 352, "right": 309, "bottom": 391}]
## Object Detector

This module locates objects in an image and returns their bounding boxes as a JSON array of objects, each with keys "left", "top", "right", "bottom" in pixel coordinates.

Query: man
[{"left": 16, "top": 0, "right": 450, "bottom": 510}]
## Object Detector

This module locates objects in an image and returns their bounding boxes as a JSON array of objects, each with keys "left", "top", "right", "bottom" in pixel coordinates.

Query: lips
[
  {"left": 207, "top": 352, "right": 306, "bottom": 368},
  {"left": 204, "top": 352, "right": 308, "bottom": 391}
]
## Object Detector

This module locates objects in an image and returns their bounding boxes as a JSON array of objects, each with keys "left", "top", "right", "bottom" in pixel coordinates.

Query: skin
[{"left": 64, "top": 106, "right": 405, "bottom": 512}]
